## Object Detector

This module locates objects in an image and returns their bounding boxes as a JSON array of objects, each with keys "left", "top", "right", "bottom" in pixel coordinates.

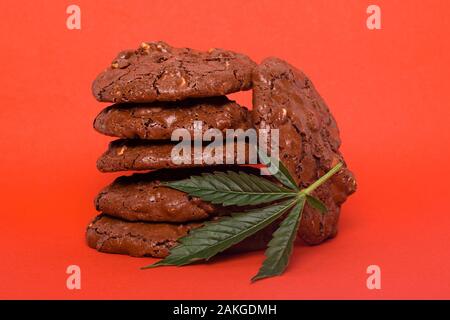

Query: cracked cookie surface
[
  {"left": 86, "top": 214, "right": 279, "bottom": 258},
  {"left": 86, "top": 215, "right": 199, "bottom": 258},
  {"left": 94, "top": 96, "right": 252, "bottom": 140},
  {"left": 252, "top": 57, "right": 357, "bottom": 245},
  {"left": 92, "top": 41, "right": 256, "bottom": 103}
]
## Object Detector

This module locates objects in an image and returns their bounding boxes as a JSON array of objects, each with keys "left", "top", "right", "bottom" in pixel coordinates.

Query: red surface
[{"left": 0, "top": 0, "right": 449, "bottom": 299}]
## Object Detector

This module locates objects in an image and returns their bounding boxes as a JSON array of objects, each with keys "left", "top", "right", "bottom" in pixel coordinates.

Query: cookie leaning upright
[
  {"left": 92, "top": 41, "right": 256, "bottom": 103},
  {"left": 252, "top": 57, "right": 357, "bottom": 245}
]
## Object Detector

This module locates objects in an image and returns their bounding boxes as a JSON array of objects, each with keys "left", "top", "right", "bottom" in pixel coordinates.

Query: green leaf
[
  {"left": 252, "top": 197, "right": 306, "bottom": 282},
  {"left": 305, "top": 194, "right": 327, "bottom": 214},
  {"left": 163, "top": 171, "right": 297, "bottom": 206},
  {"left": 142, "top": 199, "right": 297, "bottom": 269},
  {"left": 143, "top": 162, "right": 345, "bottom": 282},
  {"left": 257, "top": 147, "right": 299, "bottom": 191}
]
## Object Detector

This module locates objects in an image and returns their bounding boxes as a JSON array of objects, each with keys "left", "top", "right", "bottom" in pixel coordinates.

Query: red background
[{"left": 0, "top": 0, "right": 449, "bottom": 299}]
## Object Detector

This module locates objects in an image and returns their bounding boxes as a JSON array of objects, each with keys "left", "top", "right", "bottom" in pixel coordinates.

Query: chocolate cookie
[
  {"left": 86, "top": 215, "right": 200, "bottom": 258},
  {"left": 95, "top": 166, "right": 262, "bottom": 223},
  {"left": 86, "top": 215, "right": 277, "bottom": 258},
  {"left": 92, "top": 41, "right": 256, "bottom": 103},
  {"left": 97, "top": 139, "right": 254, "bottom": 172},
  {"left": 252, "top": 57, "right": 357, "bottom": 245},
  {"left": 94, "top": 97, "right": 252, "bottom": 140}
]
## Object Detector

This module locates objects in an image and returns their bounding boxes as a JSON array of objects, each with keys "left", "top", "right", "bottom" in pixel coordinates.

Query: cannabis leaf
[
  {"left": 257, "top": 147, "right": 299, "bottom": 191},
  {"left": 142, "top": 199, "right": 297, "bottom": 268},
  {"left": 164, "top": 170, "right": 296, "bottom": 206},
  {"left": 144, "top": 159, "right": 344, "bottom": 282},
  {"left": 252, "top": 197, "right": 306, "bottom": 281},
  {"left": 305, "top": 194, "right": 327, "bottom": 214}
]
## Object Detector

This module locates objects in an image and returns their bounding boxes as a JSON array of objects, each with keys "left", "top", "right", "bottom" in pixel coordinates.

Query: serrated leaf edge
[
  {"left": 142, "top": 199, "right": 297, "bottom": 269},
  {"left": 251, "top": 197, "right": 306, "bottom": 282},
  {"left": 257, "top": 147, "right": 299, "bottom": 191}
]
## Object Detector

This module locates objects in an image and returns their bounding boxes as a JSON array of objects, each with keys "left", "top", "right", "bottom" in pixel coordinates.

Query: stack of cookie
[
  {"left": 87, "top": 41, "right": 267, "bottom": 257},
  {"left": 87, "top": 41, "right": 357, "bottom": 259}
]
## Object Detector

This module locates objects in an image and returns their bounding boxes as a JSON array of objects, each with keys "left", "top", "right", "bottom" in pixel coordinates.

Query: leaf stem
[{"left": 301, "top": 162, "right": 343, "bottom": 195}]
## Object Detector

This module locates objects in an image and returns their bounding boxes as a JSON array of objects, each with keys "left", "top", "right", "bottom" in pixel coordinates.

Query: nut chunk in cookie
[
  {"left": 92, "top": 41, "right": 257, "bottom": 103},
  {"left": 252, "top": 57, "right": 357, "bottom": 245}
]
